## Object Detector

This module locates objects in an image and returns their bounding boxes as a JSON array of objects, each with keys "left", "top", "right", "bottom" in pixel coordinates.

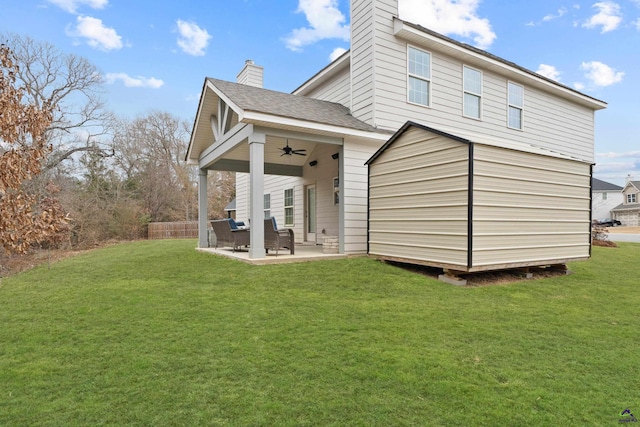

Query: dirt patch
[
  {"left": 386, "top": 261, "right": 570, "bottom": 286},
  {"left": 593, "top": 239, "right": 618, "bottom": 247},
  {"left": 0, "top": 242, "right": 122, "bottom": 278},
  {"left": 0, "top": 248, "right": 82, "bottom": 278}
]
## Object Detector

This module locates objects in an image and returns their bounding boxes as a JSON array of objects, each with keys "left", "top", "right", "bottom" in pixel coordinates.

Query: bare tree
[
  {"left": 112, "top": 111, "right": 196, "bottom": 222},
  {"left": 1, "top": 33, "right": 113, "bottom": 173},
  {"left": 208, "top": 171, "right": 235, "bottom": 219},
  {"left": 0, "top": 44, "right": 68, "bottom": 254}
]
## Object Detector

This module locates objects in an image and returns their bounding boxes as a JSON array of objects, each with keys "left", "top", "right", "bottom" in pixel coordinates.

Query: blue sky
[{"left": 1, "top": 0, "right": 639, "bottom": 185}]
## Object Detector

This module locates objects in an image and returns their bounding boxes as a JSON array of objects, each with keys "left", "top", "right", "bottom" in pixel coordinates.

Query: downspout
[
  {"left": 366, "top": 160, "right": 371, "bottom": 255},
  {"left": 467, "top": 142, "right": 474, "bottom": 270},
  {"left": 589, "top": 163, "right": 594, "bottom": 258}
]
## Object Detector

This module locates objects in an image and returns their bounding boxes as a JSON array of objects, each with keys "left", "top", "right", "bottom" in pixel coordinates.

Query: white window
[
  {"left": 602, "top": 192, "right": 608, "bottom": 201},
  {"left": 408, "top": 46, "right": 431, "bottom": 106},
  {"left": 264, "top": 194, "right": 271, "bottom": 219},
  {"left": 284, "top": 188, "right": 294, "bottom": 226},
  {"left": 463, "top": 66, "right": 482, "bottom": 119},
  {"left": 333, "top": 177, "right": 340, "bottom": 205},
  {"left": 508, "top": 82, "right": 523, "bottom": 130},
  {"left": 628, "top": 193, "right": 637, "bottom": 204}
]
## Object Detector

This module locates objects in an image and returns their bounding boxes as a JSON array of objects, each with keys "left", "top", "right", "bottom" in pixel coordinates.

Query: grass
[{"left": 0, "top": 240, "right": 639, "bottom": 426}]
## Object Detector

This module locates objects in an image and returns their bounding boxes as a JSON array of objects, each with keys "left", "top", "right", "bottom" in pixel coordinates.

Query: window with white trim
[
  {"left": 508, "top": 81, "right": 523, "bottom": 130},
  {"left": 264, "top": 194, "right": 271, "bottom": 219},
  {"left": 407, "top": 46, "right": 431, "bottom": 106},
  {"left": 463, "top": 66, "right": 482, "bottom": 119},
  {"left": 284, "top": 188, "right": 294, "bottom": 226},
  {"left": 628, "top": 193, "right": 637, "bottom": 204}
]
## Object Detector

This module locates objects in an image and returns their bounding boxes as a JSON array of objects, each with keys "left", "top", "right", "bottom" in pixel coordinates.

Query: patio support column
[
  {"left": 338, "top": 145, "right": 345, "bottom": 254},
  {"left": 197, "top": 168, "right": 209, "bottom": 248},
  {"left": 249, "top": 132, "right": 266, "bottom": 258}
]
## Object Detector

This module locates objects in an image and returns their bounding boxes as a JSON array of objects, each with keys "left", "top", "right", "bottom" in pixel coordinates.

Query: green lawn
[{"left": 1, "top": 240, "right": 639, "bottom": 426}]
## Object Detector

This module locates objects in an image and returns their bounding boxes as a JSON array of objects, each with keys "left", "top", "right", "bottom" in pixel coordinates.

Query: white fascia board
[
  {"left": 185, "top": 81, "right": 209, "bottom": 162},
  {"left": 243, "top": 111, "right": 390, "bottom": 142},
  {"left": 293, "top": 51, "right": 351, "bottom": 96},
  {"left": 393, "top": 18, "right": 607, "bottom": 111}
]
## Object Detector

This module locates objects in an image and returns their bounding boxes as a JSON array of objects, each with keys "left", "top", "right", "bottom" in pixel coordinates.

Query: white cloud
[
  {"left": 284, "top": 0, "right": 350, "bottom": 52},
  {"left": 573, "top": 82, "right": 586, "bottom": 90},
  {"left": 583, "top": 1, "right": 622, "bottom": 33},
  {"left": 329, "top": 47, "right": 347, "bottom": 62},
  {"left": 176, "top": 20, "right": 211, "bottom": 56},
  {"left": 105, "top": 73, "right": 164, "bottom": 88},
  {"left": 398, "top": 0, "right": 496, "bottom": 49},
  {"left": 47, "top": 0, "right": 108, "bottom": 14},
  {"left": 67, "top": 15, "right": 123, "bottom": 51},
  {"left": 543, "top": 7, "right": 568, "bottom": 22},
  {"left": 596, "top": 150, "right": 640, "bottom": 159},
  {"left": 633, "top": 18, "right": 640, "bottom": 30},
  {"left": 580, "top": 61, "right": 624, "bottom": 86},
  {"left": 536, "top": 64, "right": 562, "bottom": 81}
]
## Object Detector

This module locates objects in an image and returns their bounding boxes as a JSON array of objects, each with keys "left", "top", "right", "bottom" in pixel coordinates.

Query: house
[
  {"left": 591, "top": 177, "right": 623, "bottom": 221},
  {"left": 611, "top": 179, "right": 640, "bottom": 226},
  {"left": 186, "top": 0, "right": 606, "bottom": 263}
]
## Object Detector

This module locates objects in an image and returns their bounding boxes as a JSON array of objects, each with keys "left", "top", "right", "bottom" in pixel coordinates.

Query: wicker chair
[
  {"left": 210, "top": 219, "right": 250, "bottom": 252},
  {"left": 264, "top": 217, "right": 295, "bottom": 256}
]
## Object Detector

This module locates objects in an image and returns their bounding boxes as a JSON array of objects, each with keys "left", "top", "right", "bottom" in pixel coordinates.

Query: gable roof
[
  {"left": 366, "top": 121, "right": 589, "bottom": 166},
  {"left": 592, "top": 178, "right": 623, "bottom": 192},
  {"left": 186, "top": 78, "right": 390, "bottom": 164},
  {"left": 207, "top": 78, "right": 379, "bottom": 133},
  {"left": 623, "top": 180, "right": 640, "bottom": 192}
]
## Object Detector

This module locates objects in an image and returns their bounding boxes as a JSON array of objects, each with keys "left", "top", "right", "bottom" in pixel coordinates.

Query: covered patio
[
  {"left": 186, "top": 73, "right": 388, "bottom": 260},
  {"left": 196, "top": 243, "right": 348, "bottom": 265}
]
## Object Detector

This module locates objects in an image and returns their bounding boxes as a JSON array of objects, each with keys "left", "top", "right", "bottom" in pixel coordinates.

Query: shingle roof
[
  {"left": 612, "top": 203, "right": 640, "bottom": 212},
  {"left": 208, "top": 78, "right": 383, "bottom": 133},
  {"left": 592, "top": 177, "right": 623, "bottom": 191}
]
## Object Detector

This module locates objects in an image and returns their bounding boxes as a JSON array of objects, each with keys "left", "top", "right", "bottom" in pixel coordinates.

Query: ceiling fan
[{"left": 280, "top": 140, "right": 307, "bottom": 156}]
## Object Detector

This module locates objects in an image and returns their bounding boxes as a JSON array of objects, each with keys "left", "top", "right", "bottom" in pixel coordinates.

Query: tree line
[{"left": 0, "top": 33, "right": 233, "bottom": 257}]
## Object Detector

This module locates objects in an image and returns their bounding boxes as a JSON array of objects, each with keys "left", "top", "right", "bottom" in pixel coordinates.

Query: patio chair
[
  {"left": 264, "top": 217, "right": 295, "bottom": 256},
  {"left": 210, "top": 219, "right": 250, "bottom": 252}
]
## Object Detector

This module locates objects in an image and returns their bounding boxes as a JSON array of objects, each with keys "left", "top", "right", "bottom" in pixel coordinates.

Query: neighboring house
[
  {"left": 186, "top": 0, "right": 606, "bottom": 262},
  {"left": 592, "top": 178, "right": 623, "bottom": 221},
  {"left": 612, "top": 180, "right": 640, "bottom": 226}
]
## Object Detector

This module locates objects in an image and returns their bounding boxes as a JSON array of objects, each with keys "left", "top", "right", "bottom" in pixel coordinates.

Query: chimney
[
  {"left": 236, "top": 60, "right": 264, "bottom": 88},
  {"left": 626, "top": 174, "right": 633, "bottom": 184}
]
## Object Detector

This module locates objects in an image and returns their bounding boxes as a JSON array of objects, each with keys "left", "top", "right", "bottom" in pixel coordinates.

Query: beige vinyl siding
[
  {"left": 302, "top": 143, "right": 341, "bottom": 243},
  {"left": 349, "top": 1, "right": 596, "bottom": 163},
  {"left": 368, "top": 128, "right": 469, "bottom": 266},
  {"left": 350, "top": 0, "right": 376, "bottom": 125},
  {"left": 302, "top": 66, "right": 351, "bottom": 108},
  {"left": 239, "top": 174, "right": 304, "bottom": 243},
  {"left": 374, "top": 47, "right": 595, "bottom": 162},
  {"left": 275, "top": 176, "right": 304, "bottom": 242},
  {"left": 235, "top": 172, "right": 249, "bottom": 220},
  {"left": 343, "top": 137, "right": 382, "bottom": 253},
  {"left": 472, "top": 144, "right": 591, "bottom": 267}
]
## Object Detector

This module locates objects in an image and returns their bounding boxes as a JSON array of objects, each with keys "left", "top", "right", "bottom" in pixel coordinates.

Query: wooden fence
[{"left": 148, "top": 221, "right": 198, "bottom": 240}]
